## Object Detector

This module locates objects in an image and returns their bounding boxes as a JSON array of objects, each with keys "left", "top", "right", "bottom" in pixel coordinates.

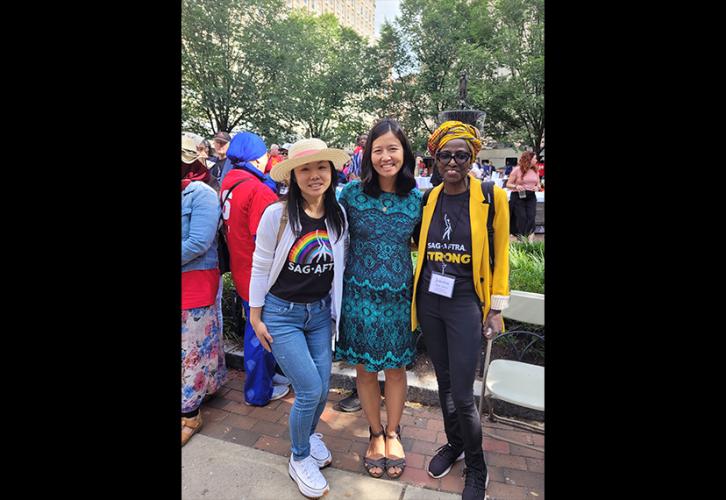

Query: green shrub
[
  {"left": 411, "top": 241, "right": 544, "bottom": 294},
  {"left": 509, "top": 240, "right": 544, "bottom": 294},
  {"left": 498, "top": 319, "right": 545, "bottom": 365},
  {"left": 221, "top": 273, "right": 244, "bottom": 349}
]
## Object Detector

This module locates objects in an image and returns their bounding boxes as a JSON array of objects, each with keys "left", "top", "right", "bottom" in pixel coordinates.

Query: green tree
[
  {"left": 368, "top": 21, "right": 431, "bottom": 152},
  {"left": 371, "top": 0, "right": 543, "bottom": 153},
  {"left": 371, "top": 0, "right": 496, "bottom": 152},
  {"left": 473, "top": 0, "right": 544, "bottom": 154},
  {"left": 264, "top": 12, "right": 373, "bottom": 146},
  {"left": 182, "top": 1, "right": 373, "bottom": 146},
  {"left": 181, "top": 0, "right": 285, "bottom": 136}
]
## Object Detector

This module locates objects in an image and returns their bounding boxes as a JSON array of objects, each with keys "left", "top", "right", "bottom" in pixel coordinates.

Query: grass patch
[
  {"left": 411, "top": 240, "right": 544, "bottom": 295},
  {"left": 509, "top": 240, "right": 544, "bottom": 294},
  {"left": 221, "top": 273, "right": 244, "bottom": 349}
]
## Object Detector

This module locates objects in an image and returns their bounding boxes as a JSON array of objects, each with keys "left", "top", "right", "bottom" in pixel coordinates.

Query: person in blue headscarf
[{"left": 220, "top": 131, "right": 290, "bottom": 406}]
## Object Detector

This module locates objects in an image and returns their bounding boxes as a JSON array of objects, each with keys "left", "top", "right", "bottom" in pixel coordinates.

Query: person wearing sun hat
[
  {"left": 181, "top": 131, "right": 227, "bottom": 447},
  {"left": 248, "top": 138, "right": 349, "bottom": 499},
  {"left": 182, "top": 131, "right": 219, "bottom": 191},
  {"left": 183, "top": 132, "right": 225, "bottom": 375},
  {"left": 412, "top": 120, "right": 511, "bottom": 500}
]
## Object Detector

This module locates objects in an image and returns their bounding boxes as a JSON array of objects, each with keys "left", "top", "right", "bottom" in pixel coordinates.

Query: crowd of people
[
  {"left": 181, "top": 119, "right": 515, "bottom": 500},
  {"left": 418, "top": 151, "right": 544, "bottom": 243}
]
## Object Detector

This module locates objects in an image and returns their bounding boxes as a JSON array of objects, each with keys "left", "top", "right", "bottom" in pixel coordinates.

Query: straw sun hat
[
  {"left": 270, "top": 138, "right": 350, "bottom": 182},
  {"left": 181, "top": 131, "right": 204, "bottom": 164}
]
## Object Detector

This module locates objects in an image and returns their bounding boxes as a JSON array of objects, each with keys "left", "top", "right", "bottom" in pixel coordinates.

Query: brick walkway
[{"left": 198, "top": 369, "right": 544, "bottom": 499}]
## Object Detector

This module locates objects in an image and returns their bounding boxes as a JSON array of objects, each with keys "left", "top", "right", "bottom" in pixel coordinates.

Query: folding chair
[{"left": 479, "top": 291, "right": 544, "bottom": 453}]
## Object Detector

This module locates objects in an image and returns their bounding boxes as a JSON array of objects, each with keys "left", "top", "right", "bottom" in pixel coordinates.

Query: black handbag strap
[
  {"left": 218, "top": 178, "right": 250, "bottom": 228},
  {"left": 481, "top": 181, "right": 495, "bottom": 274},
  {"left": 276, "top": 206, "right": 288, "bottom": 246}
]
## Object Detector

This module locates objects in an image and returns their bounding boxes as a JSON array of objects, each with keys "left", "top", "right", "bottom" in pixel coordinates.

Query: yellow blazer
[{"left": 411, "top": 177, "right": 511, "bottom": 331}]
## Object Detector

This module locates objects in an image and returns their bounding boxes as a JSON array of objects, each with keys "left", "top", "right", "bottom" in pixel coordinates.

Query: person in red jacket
[{"left": 220, "top": 131, "right": 289, "bottom": 406}]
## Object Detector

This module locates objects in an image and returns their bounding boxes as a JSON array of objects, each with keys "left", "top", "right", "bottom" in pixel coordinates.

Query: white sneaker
[
  {"left": 270, "top": 384, "right": 290, "bottom": 401},
  {"left": 288, "top": 455, "right": 329, "bottom": 498},
  {"left": 272, "top": 373, "right": 291, "bottom": 386},
  {"left": 309, "top": 433, "right": 332, "bottom": 468}
]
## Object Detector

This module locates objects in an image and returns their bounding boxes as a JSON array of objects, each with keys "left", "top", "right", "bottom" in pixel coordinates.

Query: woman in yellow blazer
[{"left": 411, "top": 121, "right": 510, "bottom": 500}]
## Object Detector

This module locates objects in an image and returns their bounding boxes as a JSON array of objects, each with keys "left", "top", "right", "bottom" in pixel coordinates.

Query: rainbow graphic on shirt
[{"left": 288, "top": 230, "right": 333, "bottom": 265}]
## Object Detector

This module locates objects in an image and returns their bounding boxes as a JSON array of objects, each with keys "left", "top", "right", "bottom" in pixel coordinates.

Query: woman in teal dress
[{"left": 335, "top": 118, "right": 421, "bottom": 480}]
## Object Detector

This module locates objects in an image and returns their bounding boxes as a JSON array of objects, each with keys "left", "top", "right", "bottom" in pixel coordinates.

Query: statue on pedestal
[{"left": 458, "top": 70, "right": 468, "bottom": 108}]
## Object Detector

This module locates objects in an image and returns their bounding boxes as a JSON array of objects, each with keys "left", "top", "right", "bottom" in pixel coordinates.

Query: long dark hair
[
  {"left": 282, "top": 161, "right": 345, "bottom": 243},
  {"left": 360, "top": 118, "right": 417, "bottom": 198}
]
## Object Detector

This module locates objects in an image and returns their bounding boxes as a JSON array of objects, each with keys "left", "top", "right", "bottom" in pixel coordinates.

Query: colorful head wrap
[{"left": 427, "top": 120, "right": 482, "bottom": 158}]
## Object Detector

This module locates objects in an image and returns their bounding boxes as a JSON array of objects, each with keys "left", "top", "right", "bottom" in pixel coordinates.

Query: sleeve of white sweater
[{"left": 249, "top": 203, "right": 280, "bottom": 307}]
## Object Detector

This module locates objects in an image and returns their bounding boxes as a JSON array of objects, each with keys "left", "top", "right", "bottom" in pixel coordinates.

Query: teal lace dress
[{"left": 335, "top": 181, "right": 422, "bottom": 372}]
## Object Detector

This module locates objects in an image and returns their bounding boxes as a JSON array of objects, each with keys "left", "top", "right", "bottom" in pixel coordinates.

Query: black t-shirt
[
  {"left": 422, "top": 190, "right": 473, "bottom": 287},
  {"left": 269, "top": 211, "right": 334, "bottom": 303}
]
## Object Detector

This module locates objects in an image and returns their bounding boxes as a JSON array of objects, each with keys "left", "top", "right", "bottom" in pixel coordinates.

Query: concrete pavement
[
  {"left": 183, "top": 433, "right": 460, "bottom": 500},
  {"left": 184, "top": 369, "right": 545, "bottom": 499}
]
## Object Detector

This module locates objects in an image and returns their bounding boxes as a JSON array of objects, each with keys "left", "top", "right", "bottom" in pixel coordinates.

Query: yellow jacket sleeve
[{"left": 489, "top": 185, "right": 510, "bottom": 310}]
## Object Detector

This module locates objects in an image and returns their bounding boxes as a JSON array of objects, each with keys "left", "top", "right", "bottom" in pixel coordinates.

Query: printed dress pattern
[
  {"left": 335, "top": 181, "right": 422, "bottom": 372},
  {"left": 181, "top": 303, "right": 227, "bottom": 413}
]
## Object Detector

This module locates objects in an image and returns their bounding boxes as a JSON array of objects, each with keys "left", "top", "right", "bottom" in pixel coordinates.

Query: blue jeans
[{"left": 262, "top": 293, "right": 332, "bottom": 460}]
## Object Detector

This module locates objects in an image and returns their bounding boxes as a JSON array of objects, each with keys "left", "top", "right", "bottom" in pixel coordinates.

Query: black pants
[
  {"left": 510, "top": 191, "right": 537, "bottom": 236},
  {"left": 417, "top": 280, "right": 483, "bottom": 458}
]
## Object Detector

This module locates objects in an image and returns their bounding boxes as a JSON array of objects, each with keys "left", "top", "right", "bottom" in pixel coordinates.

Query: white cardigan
[{"left": 249, "top": 201, "right": 348, "bottom": 345}]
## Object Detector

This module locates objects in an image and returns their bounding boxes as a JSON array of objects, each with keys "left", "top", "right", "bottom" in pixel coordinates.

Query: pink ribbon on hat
[{"left": 292, "top": 149, "right": 323, "bottom": 159}]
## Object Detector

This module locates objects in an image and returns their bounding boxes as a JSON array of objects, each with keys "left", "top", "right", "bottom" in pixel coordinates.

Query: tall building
[{"left": 285, "top": 0, "right": 376, "bottom": 40}]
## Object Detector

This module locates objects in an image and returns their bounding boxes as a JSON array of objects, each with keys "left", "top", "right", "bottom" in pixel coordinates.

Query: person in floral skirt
[{"left": 181, "top": 131, "right": 227, "bottom": 446}]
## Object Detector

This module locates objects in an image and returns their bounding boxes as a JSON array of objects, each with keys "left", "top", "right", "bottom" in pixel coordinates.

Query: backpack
[
  {"left": 422, "top": 180, "right": 496, "bottom": 273},
  {"left": 217, "top": 178, "right": 250, "bottom": 274}
]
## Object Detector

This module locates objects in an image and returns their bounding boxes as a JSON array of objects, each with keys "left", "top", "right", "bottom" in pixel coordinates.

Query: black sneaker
[
  {"left": 427, "top": 443, "right": 465, "bottom": 478},
  {"left": 337, "top": 390, "right": 361, "bottom": 412},
  {"left": 461, "top": 462, "right": 489, "bottom": 500}
]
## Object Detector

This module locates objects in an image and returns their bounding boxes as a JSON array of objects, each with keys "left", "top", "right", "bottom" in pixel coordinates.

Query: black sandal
[
  {"left": 363, "top": 426, "right": 387, "bottom": 479},
  {"left": 385, "top": 425, "right": 406, "bottom": 479}
]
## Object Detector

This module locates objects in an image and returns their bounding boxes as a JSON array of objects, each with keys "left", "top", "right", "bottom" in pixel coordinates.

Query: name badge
[{"left": 428, "top": 272, "right": 455, "bottom": 298}]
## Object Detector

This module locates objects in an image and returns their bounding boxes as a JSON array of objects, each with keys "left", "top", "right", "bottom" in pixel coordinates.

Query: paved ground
[
  {"left": 183, "top": 369, "right": 544, "bottom": 499},
  {"left": 183, "top": 434, "right": 459, "bottom": 500}
]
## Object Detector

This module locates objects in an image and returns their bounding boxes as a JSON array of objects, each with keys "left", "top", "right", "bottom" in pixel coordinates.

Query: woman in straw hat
[
  {"left": 335, "top": 118, "right": 422, "bottom": 480},
  {"left": 412, "top": 121, "right": 511, "bottom": 500},
  {"left": 248, "top": 138, "right": 349, "bottom": 499},
  {"left": 181, "top": 131, "right": 227, "bottom": 447}
]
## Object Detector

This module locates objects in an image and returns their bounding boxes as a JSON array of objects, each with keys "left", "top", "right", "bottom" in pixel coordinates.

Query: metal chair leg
[
  {"left": 478, "top": 339, "right": 493, "bottom": 415},
  {"left": 482, "top": 428, "right": 544, "bottom": 454}
]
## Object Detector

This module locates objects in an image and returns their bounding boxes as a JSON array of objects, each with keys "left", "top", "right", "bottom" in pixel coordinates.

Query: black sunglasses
[{"left": 436, "top": 151, "right": 472, "bottom": 165}]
